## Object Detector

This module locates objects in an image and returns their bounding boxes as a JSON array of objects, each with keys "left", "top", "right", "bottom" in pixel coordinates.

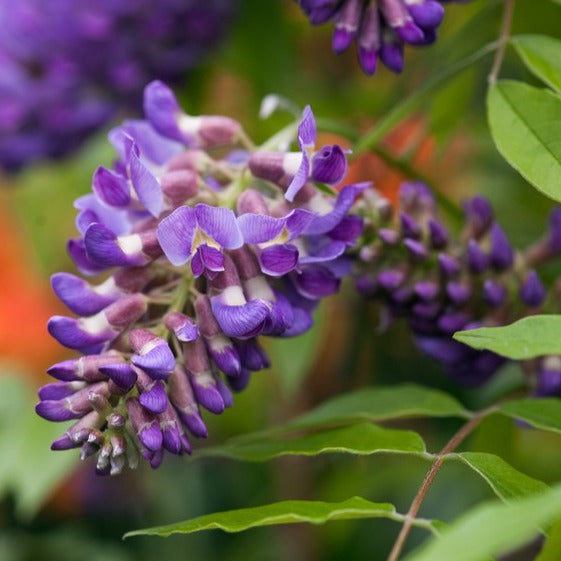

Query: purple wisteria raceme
[
  {"left": 38, "top": 81, "right": 364, "bottom": 474},
  {"left": 0, "top": 0, "right": 235, "bottom": 171},
  {"left": 355, "top": 182, "right": 561, "bottom": 390},
  {"left": 296, "top": 0, "right": 469, "bottom": 75}
]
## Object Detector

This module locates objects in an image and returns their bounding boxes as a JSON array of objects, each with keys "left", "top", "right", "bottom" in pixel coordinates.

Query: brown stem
[
  {"left": 488, "top": 0, "right": 516, "bottom": 84},
  {"left": 386, "top": 407, "right": 495, "bottom": 561}
]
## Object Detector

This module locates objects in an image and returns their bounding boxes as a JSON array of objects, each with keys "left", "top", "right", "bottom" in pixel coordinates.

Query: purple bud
[
  {"left": 428, "top": 220, "right": 448, "bottom": 249},
  {"left": 404, "top": 239, "right": 429, "bottom": 261},
  {"left": 400, "top": 212, "right": 421, "bottom": 239},
  {"left": 130, "top": 329, "right": 176, "bottom": 379},
  {"left": 164, "top": 311, "right": 199, "bottom": 342},
  {"left": 379, "top": 228, "right": 400, "bottom": 246},
  {"left": 520, "top": 270, "right": 546, "bottom": 307},
  {"left": 99, "top": 363, "right": 137, "bottom": 390},
  {"left": 126, "top": 397, "right": 163, "bottom": 452},
  {"left": 405, "top": 0, "right": 445, "bottom": 29},
  {"left": 438, "top": 253, "right": 460, "bottom": 277},
  {"left": 184, "top": 338, "right": 225, "bottom": 414},
  {"left": 139, "top": 379, "right": 169, "bottom": 415},
  {"left": 47, "top": 353, "right": 122, "bottom": 382},
  {"left": 51, "top": 410, "right": 103, "bottom": 450},
  {"left": 38, "top": 381, "right": 85, "bottom": 401},
  {"left": 446, "top": 281, "right": 471, "bottom": 305},
  {"left": 412, "top": 301, "right": 441, "bottom": 319},
  {"left": 311, "top": 145, "right": 347, "bottom": 185},
  {"left": 51, "top": 273, "right": 121, "bottom": 316},
  {"left": 160, "top": 169, "right": 199, "bottom": 207},
  {"left": 378, "top": 269, "right": 405, "bottom": 292},
  {"left": 548, "top": 207, "right": 561, "bottom": 254},
  {"left": 357, "top": 1, "right": 380, "bottom": 75},
  {"left": 483, "top": 280, "right": 506, "bottom": 308},
  {"left": 380, "top": 39, "right": 404, "bottom": 73},
  {"left": 490, "top": 223, "right": 514, "bottom": 271},
  {"left": 228, "top": 369, "right": 252, "bottom": 392},
  {"left": 168, "top": 366, "right": 208, "bottom": 438},
  {"left": 332, "top": 0, "right": 362, "bottom": 53},
  {"left": 464, "top": 196, "right": 494, "bottom": 237},
  {"left": 437, "top": 312, "right": 470, "bottom": 333},
  {"left": 236, "top": 339, "right": 271, "bottom": 372},
  {"left": 467, "top": 240, "right": 489, "bottom": 274},
  {"left": 536, "top": 357, "right": 561, "bottom": 396},
  {"left": 104, "top": 294, "right": 148, "bottom": 328},
  {"left": 414, "top": 281, "right": 439, "bottom": 301}
]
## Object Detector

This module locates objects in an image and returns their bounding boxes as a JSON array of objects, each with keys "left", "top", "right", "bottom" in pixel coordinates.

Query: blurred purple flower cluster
[
  {"left": 0, "top": 0, "right": 235, "bottom": 171},
  {"left": 37, "top": 81, "right": 363, "bottom": 474},
  {"left": 356, "top": 182, "right": 561, "bottom": 391},
  {"left": 296, "top": 0, "right": 469, "bottom": 74}
]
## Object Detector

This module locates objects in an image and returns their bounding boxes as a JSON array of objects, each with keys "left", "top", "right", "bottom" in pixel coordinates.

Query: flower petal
[
  {"left": 195, "top": 204, "right": 243, "bottom": 249},
  {"left": 210, "top": 296, "right": 270, "bottom": 339},
  {"left": 260, "top": 244, "right": 299, "bottom": 276},
  {"left": 157, "top": 205, "right": 197, "bottom": 266},
  {"left": 311, "top": 144, "right": 347, "bottom": 185},
  {"left": 129, "top": 147, "right": 163, "bottom": 217}
]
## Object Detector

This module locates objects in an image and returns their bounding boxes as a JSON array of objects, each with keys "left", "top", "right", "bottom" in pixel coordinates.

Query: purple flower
[
  {"left": 0, "top": 0, "right": 236, "bottom": 171},
  {"left": 40, "top": 83, "right": 363, "bottom": 474},
  {"left": 248, "top": 106, "right": 348, "bottom": 201},
  {"left": 157, "top": 203, "right": 243, "bottom": 277},
  {"left": 296, "top": 0, "right": 467, "bottom": 75},
  {"left": 355, "top": 181, "right": 557, "bottom": 391}
]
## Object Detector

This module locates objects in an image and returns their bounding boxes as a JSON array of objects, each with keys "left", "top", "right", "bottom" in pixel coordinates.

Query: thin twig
[
  {"left": 386, "top": 407, "right": 496, "bottom": 561},
  {"left": 488, "top": 0, "right": 516, "bottom": 84}
]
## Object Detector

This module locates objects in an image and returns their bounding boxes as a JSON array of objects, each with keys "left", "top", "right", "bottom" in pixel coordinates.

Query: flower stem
[
  {"left": 385, "top": 406, "right": 497, "bottom": 561},
  {"left": 354, "top": 41, "right": 499, "bottom": 156},
  {"left": 488, "top": 0, "right": 516, "bottom": 85}
]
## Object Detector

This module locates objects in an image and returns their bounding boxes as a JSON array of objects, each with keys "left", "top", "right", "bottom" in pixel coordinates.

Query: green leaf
[
  {"left": 354, "top": 41, "right": 496, "bottom": 155},
  {"left": 124, "top": 497, "right": 433, "bottom": 539},
  {"left": 499, "top": 398, "right": 561, "bottom": 433},
  {"left": 453, "top": 315, "right": 561, "bottom": 359},
  {"left": 0, "top": 373, "right": 77, "bottom": 519},
  {"left": 512, "top": 35, "right": 561, "bottom": 93},
  {"left": 406, "top": 484, "right": 561, "bottom": 561},
  {"left": 487, "top": 80, "right": 561, "bottom": 203},
  {"left": 278, "top": 384, "right": 469, "bottom": 434},
  {"left": 201, "top": 423, "right": 426, "bottom": 462},
  {"left": 452, "top": 452, "right": 548, "bottom": 502},
  {"left": 536, "top": 517, "right": 561, "bottom": 561}
]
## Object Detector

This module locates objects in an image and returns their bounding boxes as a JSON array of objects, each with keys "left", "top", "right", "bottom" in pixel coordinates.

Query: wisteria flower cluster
[
  {"left": 36, "top": 81, "right": 363, "bottom": 474},
  {"left": 296, "top": 0, "right": 469, "bottom": 75},
  {"left": 0, "top": 0, "right": 234, "bottom": 171},
  {"left": 356, "top": 181, "right": 561, "bottom": 392}
]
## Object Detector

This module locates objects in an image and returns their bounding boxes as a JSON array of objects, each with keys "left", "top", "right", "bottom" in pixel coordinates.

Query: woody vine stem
[{"left": 387, "top": 1, "right": 516, "bottom": 558}]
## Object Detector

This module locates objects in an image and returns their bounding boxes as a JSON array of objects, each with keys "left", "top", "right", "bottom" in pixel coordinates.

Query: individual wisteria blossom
[
  {"left": 37, "top": 81, "right": 364, "bottom": 474},
  {"left": 0, "top": 0, "right": 235, "bottom": 171},
  {"left": 355, "top": 181, "right": 561, "bottom": 391},
  {"left": 295, "top": 0, "right": 469, "bottom": 75}
]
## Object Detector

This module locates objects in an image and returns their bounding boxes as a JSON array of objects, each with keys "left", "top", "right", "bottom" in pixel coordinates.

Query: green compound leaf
[
  {"left": 487, "top": 80, "right": 561, "bottom": 203},
  {"left": 124, "top": 497, "right": 437, "bottom": 539},
  {"left": 499, "top": 398, "right": 561, "bottom": 433},
  {"left": 201, "top": 423, "right": 426, "bottom": 462},
  {"left": 453, "top": 315, "right": 561, "bottom": 359},
  {"left": 512, "top": 35, "right": 561, "bottom": 93},
  {"left": 278, "top": 384, "right": 470, "bottom": 434},
  {"left": 406, "top": 484, "right": 561, "bottom": 561},
  {"left": 452, "top": 452, "right": 548, "bottom": 502}
]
